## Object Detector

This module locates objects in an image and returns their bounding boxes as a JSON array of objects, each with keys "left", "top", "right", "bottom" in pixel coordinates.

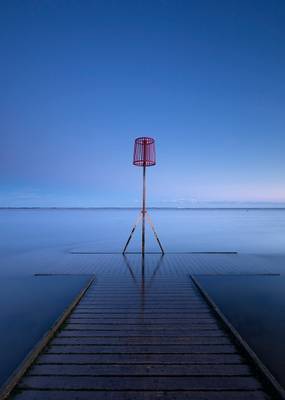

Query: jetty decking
[{"left": 2, "top": 253, "right": 283, "bottom": 399}]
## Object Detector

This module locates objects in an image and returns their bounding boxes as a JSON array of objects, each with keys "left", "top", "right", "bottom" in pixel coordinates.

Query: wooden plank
[
  {"left": 79, "top": 301, "right": 209, "bottom": 307},
  {"left": 82, "top": 298, "right": 207, "bottom": 303},
  {"left": 74, "top": 306, "right": 211, "bottom": 310},
  {"left": 52, "top": 335, "right": 232, "bottom": 345},
  {"left": 37, "top": 353, "right": 244, "bottom": 364},
  {"left": 67, "top": 317, "right": 217, "bottom": 324},
  {"left": 69, "top": 314, "right": 216, "bottom": 320},
  {"left": 45, "top": 344, "right": 237, "bottom": 354},
  {"left": 58, "top": 330, "right": 227, "bottom": 337},
  {"left": 66, "top": 321, "right": 219, "bottom": 333},
  {"left": 12, "top": 389, "right": 269, "bottom": 400},
  {"left": 19, "top": 375, "right": 262, "bottom": 390},
  {"left": 29, "top": 363, "right": 251, "bottom": 376},
  {"left": 72, "top": 311, "right": 213, "bottom": 316}
]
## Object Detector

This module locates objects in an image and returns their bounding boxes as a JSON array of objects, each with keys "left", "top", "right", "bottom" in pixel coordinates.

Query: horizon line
[{"left": 1, "top": 206, "right": 285, "bottom": 210}]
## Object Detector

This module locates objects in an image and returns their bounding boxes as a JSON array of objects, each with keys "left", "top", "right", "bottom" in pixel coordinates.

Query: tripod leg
[
  {"left": 122, "top": 213, "right": 142, "bottom": 254},
  {"left": 145, "top": 212, "right": 165, "bottom": 254}
]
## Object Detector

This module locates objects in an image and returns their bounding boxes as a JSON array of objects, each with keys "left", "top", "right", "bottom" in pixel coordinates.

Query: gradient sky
[{"left": 1, "top": 0, "right": 285, "bottom": 207}]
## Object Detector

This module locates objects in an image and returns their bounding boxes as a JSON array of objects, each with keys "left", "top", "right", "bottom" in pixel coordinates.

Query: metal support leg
[
  {"left": 122, "top": 213, "right": 142, "bottom": 254},
  {"left": 123, "top": 163, "right": 164, "bottom": 254},
  {"left": 145, "top": 212, "right": 165, "bottom": 254},
  {"left": 122, "top": 210, "right": 165, "bottom": 254}
]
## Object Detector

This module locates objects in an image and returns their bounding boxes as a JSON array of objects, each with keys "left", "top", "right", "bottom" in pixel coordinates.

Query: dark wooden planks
[
  {"left": 52, "top": 335, "right": 232, "bottom": 344},
  {"left": 64, "top": 323, "right": 222, "bottom": 330},
  {"left": 36, "top": 352, "right": 244, "bottom": 364},
  {"left": 44, "top": 344, "right": 237, "bottom": 354},
  {"left": 7, "top": 267, "right": 276, "bottom": 400},
  {"left": 18, "top": 375, "right": 262, "bottom": 390},
  {"left": 12, "top": 389, "right": 270, "bottom": 400},
  {"left": 58, "top": 330, "right": 227, "bottom": 337},
  {"left": 28, "top": 363, "right": 252, "bottom": 376}
]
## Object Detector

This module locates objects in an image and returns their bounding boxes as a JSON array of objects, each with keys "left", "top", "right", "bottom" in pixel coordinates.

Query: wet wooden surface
[{"left": 9, "top": 254, "right": 275, "bottom": 399}]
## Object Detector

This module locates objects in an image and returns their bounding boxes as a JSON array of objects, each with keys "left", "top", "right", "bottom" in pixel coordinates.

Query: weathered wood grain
[
  {"left": 19, "top": 375, "right": 262, "bottom": 390},
  {"left": 58, "top": 330, "right": 227, "bottom": 337},
  {"left": 44, "top": 344, "right": 237, "bottom": 354},
  {"left": 29, "top": 363, "right": 251, "bottom": 376},
  {"left": 6, "top": 257, "right": 278, "bottom": 399},
  {"left": 12, "top": 389, "right": 270, "bottom": 400},
  {"left": 37, "top": 353, "right": 244, "bottom": 364},
  {"left": 52, "top": 335, "right": 232, "bottom": 345}
]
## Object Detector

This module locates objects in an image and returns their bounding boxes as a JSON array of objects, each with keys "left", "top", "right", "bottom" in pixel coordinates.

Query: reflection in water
[{"left": 123, "top": 254, "right": 164, "bottom": 320}]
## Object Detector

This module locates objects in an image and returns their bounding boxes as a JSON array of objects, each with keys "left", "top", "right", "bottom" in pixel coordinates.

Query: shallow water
[
  {"left": 1, "top": 208, "right": 285, "bottom": 267},
  {"left": 1, "top": 209, "right": 285, "bottom": 389},
  {"left": 196, "top": 275, "right": 285, "bottom": 387},
  {"left": 0, "top": 275, "right": 90, "bottom": 387}
]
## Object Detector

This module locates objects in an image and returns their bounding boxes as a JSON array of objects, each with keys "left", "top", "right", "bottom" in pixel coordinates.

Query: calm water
[
  {"left": 196, "top": 275, "right": 285, "bottom": 387},
  {"left": 0, "top": 275, "right": 90, "bottom": 387},
  {"left": 1, "top": 208, "right": 285, "bottom": 388},
  {"left": 1, "top": 209, "right": 285, "bottom": 270}
]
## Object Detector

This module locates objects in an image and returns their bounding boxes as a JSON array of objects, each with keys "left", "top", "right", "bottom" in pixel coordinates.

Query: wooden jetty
[{"left": 1, "top": 253, "right": 284, "bottom": 399}]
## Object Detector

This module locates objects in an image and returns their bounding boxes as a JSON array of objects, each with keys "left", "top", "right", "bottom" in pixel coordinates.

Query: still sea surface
[{"left": 0, "top": 208, "right": 285, "bottom": 388}]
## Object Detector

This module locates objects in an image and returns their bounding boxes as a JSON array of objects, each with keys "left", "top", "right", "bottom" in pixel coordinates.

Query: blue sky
[{"left": 1, "top": 0, "right": 285, "bottom": 207}]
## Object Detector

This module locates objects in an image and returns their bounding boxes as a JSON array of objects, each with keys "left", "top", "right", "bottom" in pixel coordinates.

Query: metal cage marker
[{"left": 123, "top": 137, "right": 164, "bottom": 254}]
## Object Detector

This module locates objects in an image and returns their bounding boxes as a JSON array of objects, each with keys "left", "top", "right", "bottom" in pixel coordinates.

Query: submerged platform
[{"left": 1, "top": 253, "right": 284, "bottom": 399}]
